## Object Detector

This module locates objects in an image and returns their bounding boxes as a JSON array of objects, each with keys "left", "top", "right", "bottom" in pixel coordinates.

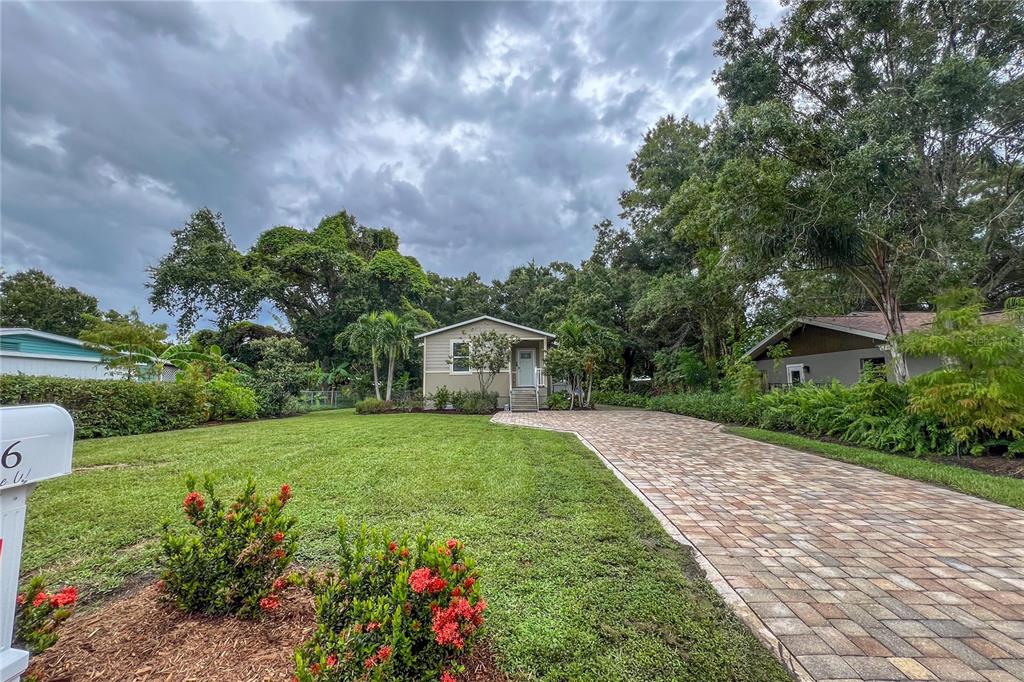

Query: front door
[{"left": 517, "top": 349, "right": 536, "bottom": 386}]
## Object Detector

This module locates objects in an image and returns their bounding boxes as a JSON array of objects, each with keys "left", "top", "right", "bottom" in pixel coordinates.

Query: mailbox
[{"left": 0, "top": 405, "right": 74, "bottom": 682}]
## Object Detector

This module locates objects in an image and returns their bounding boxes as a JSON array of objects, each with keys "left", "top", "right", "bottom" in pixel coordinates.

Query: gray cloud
[{"left": 1, "top": 0, "right": 781, "bottom": 331}]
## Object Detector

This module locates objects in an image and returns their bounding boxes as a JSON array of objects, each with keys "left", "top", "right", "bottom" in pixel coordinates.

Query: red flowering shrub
[
  {"left": 15, "top": 576, "right": 78, "bottom": 654},
  {"left": 159, "top": 475, "right": 299, "bottom": 617},
  {"left": 293, "top": 521, "right": 485, "bottom": 681}
]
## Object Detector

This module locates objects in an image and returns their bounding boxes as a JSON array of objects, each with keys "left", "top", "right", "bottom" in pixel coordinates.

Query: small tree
[
  {"left": 902, "top": 292, "right": 1024, "bottom": 453},
  {"left": 463, "top": 330, "right": 516, "bottom": 397},
  {"left": 544, "top": 345, "right": 586, "bottom": 410},
  {"left": 79, "top": 309, "right": 169, "bottom": 380},
  {"left": 342, "top": 312, "right": 386, "bottom": 400},
  {"left": 378, "top": 311, "right": 419, "bottom": 401}
]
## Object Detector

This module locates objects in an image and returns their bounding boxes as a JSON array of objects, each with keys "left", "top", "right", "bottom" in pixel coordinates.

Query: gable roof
[
  {"left": 744, "top": 310, "right": 1009, "bottom": 359},
  {"left": 414, "top": 316, "right": 556, "bottom": 340}
]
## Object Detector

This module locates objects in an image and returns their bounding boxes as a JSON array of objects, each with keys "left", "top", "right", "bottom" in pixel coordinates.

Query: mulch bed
[
  {"left": 929, "top": 454, "right": 1024, "bottom": 479},
  {"left": 27, "top": 583, "right": 506, "bottom": 681}
]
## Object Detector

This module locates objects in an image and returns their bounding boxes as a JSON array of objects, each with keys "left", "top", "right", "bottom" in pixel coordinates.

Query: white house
[{"left": 0, "top": 328, "right": 176, "bottom": 381}]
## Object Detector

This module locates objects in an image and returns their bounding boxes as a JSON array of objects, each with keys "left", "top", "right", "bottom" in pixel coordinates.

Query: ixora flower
[
  {"left": 273, "top": 531, "right": 285, "bottom": 543},
  {"left": 259, "top": 596, "right": 281, "bottom": 611},
  {"left": 441, "top": 671, "right": 457, "bottom": 682},
  {"left": 31, "top": 592, "right": 48, "bottom": 608},
  {"left": 408, "top": 567, "right": 435, "bottom": 594},
  {"left": 183, "top": 491, "right": 205, "bottom": 513},
  {"left": 446, "top": 539, "right": 459, "bottom": 550},
  {"left": 49, "top": 586, "right": 78, "bottom": 608},
  {"left": 279, "top": 484, "right": 292, "bottom": 504},
  {"left": 431, "top": 597, "right": 486, "bottom": 649}
]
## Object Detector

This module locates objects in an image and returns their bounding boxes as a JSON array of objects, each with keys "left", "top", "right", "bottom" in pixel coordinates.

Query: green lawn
[
  {"left": 24, "top": 411, "right": 787, "bottom": 681},
  {"left": 726, "top": 426, "right": 1024, "bottom": 511}
]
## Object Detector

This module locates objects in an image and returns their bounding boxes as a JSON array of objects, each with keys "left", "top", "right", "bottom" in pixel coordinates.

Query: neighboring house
[
  {"left": 0, "top": 328, "right": 177, "bottom": 381},
  {"left": 416, "top": 316, "right": 555, "bottom": 411},
  {"left": 746, "top": 312, "right": 1004, "bottom": 387}
]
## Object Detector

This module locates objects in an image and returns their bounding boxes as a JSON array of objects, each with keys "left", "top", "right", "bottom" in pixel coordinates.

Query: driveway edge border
[{"left": 492, "top": 416, "right": 811, "bottom": 682}]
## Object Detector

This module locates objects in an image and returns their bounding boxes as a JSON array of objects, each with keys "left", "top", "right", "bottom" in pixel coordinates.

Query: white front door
[{"left": 517, "top": 349, "right": 536, "bottom": 386}]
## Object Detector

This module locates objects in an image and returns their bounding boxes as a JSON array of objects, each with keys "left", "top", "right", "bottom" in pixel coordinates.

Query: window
[
  {"left": 786, "top": 363, "right": 805, "bottom": 386},
  {"left": 451, "top": 341, "right": 470, "bottom": 373},
  {"left": 860, "top": 357, "right": 886, "bottom": 370}
]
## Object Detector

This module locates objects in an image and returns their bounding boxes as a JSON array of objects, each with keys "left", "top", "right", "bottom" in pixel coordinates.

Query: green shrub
[
  {"left": 355, "top": 397, "right": 392, "bottom": 414},
  {"left": 205, "top": 372, "right": 259, "bottom": 421},
  {"left": 431, "top": 385, "right": 453, "bottom": 410},
  {"left": 756, "top": 376, "right": 951, "bottom": 455},
  {"left": 450, "top": 390, "right": 497, "bottom": 414},
  {"left": 653, "top": 347, "right": 708, "bottom": 392},
  {"left": 545, "top": 392, "right": 570, "bottom": 410},
  {"left": 15, "top": 577, "right": 78, "bottom": 654},
  {"left": 591, "top": 390, "right": 653, "bottom": 408},
  {"left": 159, "top": 476, "right": 299, "bottom": 618},
  {"left": 242, "top": 337, "right": 318, "bottom": 417},
  {"left": 902, "top": 294, "right": 1024, "bottom": 453},
  {"left": 0, "top": 375, "right": 207, "bottom": 438},
  {"left": 294, "top": 520, "right": 486, "bottom": 682},
  {"left": 651, "top": 391, "right": 760, "bottom": 425}
]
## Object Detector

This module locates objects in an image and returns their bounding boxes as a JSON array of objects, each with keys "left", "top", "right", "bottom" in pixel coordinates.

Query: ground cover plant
[{"left": 21, "top": 410, "right": 787, "bottom": 681}]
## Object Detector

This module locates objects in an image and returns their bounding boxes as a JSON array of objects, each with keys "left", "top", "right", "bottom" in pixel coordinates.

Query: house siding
[
  {"left": 0, "top": 334, "right": 102, "bottom": 360},
  {"left": 0, "top": 354, "right": 110, "bottom": 380},
  {"left": 756, "top": 347, "right": 944, "bottom": 385},
  {"left": 421, "top": 319, "right": 551, "bottom": 407}
]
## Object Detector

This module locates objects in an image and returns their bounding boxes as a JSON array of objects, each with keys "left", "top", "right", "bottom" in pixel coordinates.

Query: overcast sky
[{"left": 1, "top": 1, "right": 780, "bottom": 329}]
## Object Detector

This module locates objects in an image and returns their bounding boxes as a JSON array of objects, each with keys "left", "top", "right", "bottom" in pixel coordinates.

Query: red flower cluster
[
  {"left": 271, "top": 548, "right": 287, "bottom": 560},
  {"left": 431, "top": 597, "right": 486, "bottom": 649},
  {"left": 363, "top": 644, "right": 392, "bottom": 669},
  {"left": 273, "top": 531, "right": 285, "bottom": 543},
  {"left": 49, "top": 586, "right": 78, "bottom": 608},
  {"left": 259, "top": 596, "right": 281, "bottom": 611},
  {"left": 183, "top": 491, "right": 205, "bottom": 514},
  {"left": 279, "top": 484, "right": 292, "bottom": 504},
  {"left": 32, "top": 592, "right": 48, "bottom": 608},
  {"left": 440, "top": 671, "right": 457, "bottom": 682}
]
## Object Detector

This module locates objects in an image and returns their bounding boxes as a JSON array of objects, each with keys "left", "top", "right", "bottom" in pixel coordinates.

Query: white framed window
[
  {"left": 450, "top": 340, "right": 471, "bottom": 374},
  {"left": 786, "top": 363, "right": 806, "bottom": 386}
]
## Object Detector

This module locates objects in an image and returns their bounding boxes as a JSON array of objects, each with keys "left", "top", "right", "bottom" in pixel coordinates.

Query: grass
[
  {"left": 25, "top": 410, "right": 787, "bottom": 681},
  {"left": 726, "top": 426, "right": 1024, "bottom": 511}
]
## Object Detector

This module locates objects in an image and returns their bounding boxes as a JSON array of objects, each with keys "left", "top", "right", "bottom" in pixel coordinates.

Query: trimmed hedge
[
  {"left": 592, "top": 390, "right": 759, "bottom": 425},
  {"left": 0, "top": 375, "right": 207, "bottom": 439}
]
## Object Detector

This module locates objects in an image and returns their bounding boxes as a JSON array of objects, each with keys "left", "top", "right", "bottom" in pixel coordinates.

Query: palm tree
[
  {"left": 378, "top": 311, "right": 419, "bottom": 401},
  {"left": 342, "top": 312, "right": 386, "bottom": 400}
]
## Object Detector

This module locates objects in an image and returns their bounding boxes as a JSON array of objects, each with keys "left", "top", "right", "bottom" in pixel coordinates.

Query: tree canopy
[{"left": 0, "top": 269, "right": 100, "bottom": 337}]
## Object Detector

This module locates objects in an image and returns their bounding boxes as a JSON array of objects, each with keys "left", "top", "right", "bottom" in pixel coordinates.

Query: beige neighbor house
[
  {"left": 745, "top": 311, "right": 1006, "bottom": 388},
  {"left": 416, "top": 316, "right": 555, "bottom": 412}
]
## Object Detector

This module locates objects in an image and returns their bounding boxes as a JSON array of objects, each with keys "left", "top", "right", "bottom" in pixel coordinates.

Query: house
[
  {"left": 415, "top": 316, "right": 555, "bottom": 411},
  {"left": 745, "top": 312, "right": 1005, "bottom": 387},
  {"left": 0, "top": 328, "right": 177, "bottom": 381}
]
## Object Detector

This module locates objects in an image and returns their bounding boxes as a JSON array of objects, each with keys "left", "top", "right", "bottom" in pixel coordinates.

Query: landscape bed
[{"left": 21, "top": 410, "right": 788, "bottom": 681}]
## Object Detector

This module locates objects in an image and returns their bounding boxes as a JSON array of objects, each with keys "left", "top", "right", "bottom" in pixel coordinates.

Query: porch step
[{"left": 510, "top": 387, "right": 539, "bottom": 412}]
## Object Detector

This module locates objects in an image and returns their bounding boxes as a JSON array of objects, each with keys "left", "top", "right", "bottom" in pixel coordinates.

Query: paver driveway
[{"left": 493, "top": 409, "right": 1024, "bottom": 682}]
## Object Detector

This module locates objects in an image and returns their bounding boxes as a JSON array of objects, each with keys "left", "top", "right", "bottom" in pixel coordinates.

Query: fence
[{"left": 298, "top": 390, "right": 358, "bottom": 410}]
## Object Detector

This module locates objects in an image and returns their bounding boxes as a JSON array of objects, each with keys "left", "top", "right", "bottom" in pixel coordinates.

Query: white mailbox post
[{"left": 0, "top": 405, "right": 74, "bottom": 682}]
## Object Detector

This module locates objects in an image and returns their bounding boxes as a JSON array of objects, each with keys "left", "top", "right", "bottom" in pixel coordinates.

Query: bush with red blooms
[
  {"left": 14, "top": 576, "right": 78, "bottom": 654},
  {"left": 293, "top": 520, "right": 485, "bottom": 681},
  {"left": 159, "top": 475, "right": 299, "bottom": 617}
]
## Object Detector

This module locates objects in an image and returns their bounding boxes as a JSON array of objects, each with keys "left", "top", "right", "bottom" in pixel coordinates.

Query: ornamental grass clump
[
  {"left": 159, "top": 476, "right": 299, "bottom": 618},
  {"left": 15, "top": 576, "right": 78, "bottom": 654},
  {"left": 294, "top": 519, "right": 485, "bottom": 682}
]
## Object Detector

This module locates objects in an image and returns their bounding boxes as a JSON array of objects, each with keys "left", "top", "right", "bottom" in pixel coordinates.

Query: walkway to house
[{"left": 492, "top": 409, "right": 1024, "bottom": 682}]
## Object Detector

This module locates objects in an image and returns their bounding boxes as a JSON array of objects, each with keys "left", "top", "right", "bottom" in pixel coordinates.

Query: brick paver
[{"left": 492, "top": 409, "right": 1024, "bottom": 681}]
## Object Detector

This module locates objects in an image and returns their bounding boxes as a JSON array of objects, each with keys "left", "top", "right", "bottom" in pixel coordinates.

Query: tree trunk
[
  {"left": 847, "top": 255, "right": 908, "bottom": 383},
  {"left": 585, "top": 373, "right": 593, "bottom": 408},
  {"left": 621, "top": 347, "right": 636, "bottom": 391},
  {"left": 372, "top": 349, "right": 381, "bottom": 400},
  {"left": 385, "top": 351, "right": 396, "bottom": 401}
]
